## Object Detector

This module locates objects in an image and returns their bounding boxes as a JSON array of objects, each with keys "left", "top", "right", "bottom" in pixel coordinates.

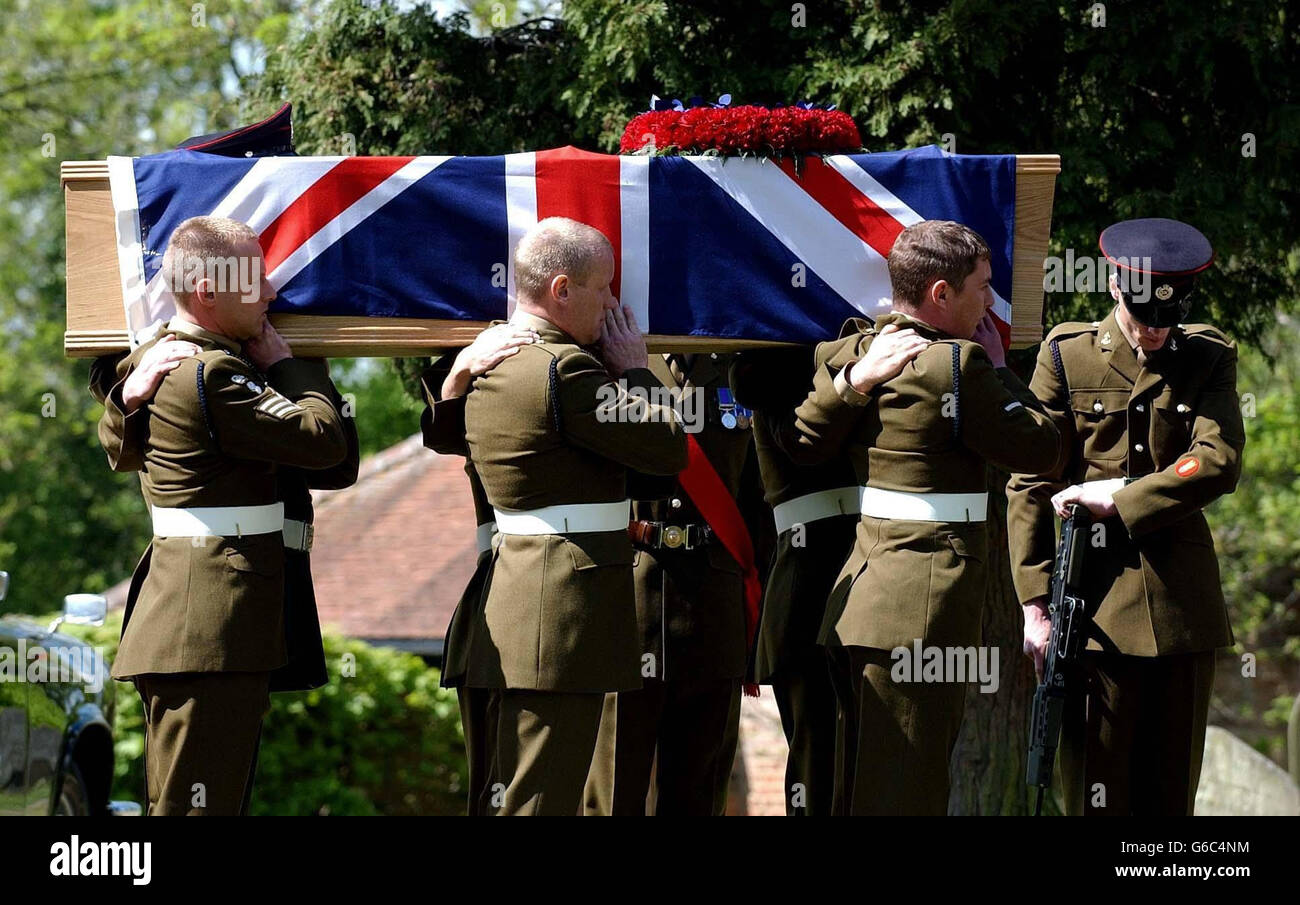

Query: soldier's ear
[
  {"left": 549, "top": 273, "right": 570, "bottom": 303},
  {"left": 193, "top": 277, "right": 218, "bottom": 309},
  {"left": 929, "top": 277, "right": 950, "bottom": 308}
]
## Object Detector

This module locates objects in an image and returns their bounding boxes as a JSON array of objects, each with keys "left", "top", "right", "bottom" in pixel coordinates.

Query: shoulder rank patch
[
  {"left": 1175, "top": 455, "right": 1200, "bottom": 478},
  {"left": 255, "top": 391, "right": 302, "bottom": 420}
]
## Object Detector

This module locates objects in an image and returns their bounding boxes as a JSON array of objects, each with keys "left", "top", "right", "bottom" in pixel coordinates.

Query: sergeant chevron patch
[{"left": 255, "top": 392, "right": 302, "bottom": 420}]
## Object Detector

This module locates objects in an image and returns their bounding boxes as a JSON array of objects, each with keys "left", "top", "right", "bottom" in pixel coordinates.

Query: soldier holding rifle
[{"left": 1008, "top": 218, "right": 1245, "bottom": 816}]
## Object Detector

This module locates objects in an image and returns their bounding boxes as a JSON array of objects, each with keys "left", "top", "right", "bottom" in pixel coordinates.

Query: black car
[{"left": 0, "top": 571, "right": 138, "bottom": 816}]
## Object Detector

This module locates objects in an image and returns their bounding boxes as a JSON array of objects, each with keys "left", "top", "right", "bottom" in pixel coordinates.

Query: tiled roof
[{"left": 309, "top": 434, "right": 476, "bottom": 645}]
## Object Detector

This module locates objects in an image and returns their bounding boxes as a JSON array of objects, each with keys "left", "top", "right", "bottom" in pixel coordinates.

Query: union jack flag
[{"left": 107, "top": 144, "right": 1017, "bottom": 346}]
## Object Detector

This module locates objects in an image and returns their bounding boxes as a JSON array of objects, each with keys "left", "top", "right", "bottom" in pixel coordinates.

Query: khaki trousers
[
  {"left": 1060, "top": 650, "right": 1215, "bottom": 816},
  {"left": 135, "top": 671, "right": 271, "bottom": 816},
  {"left": 770, "top": 649, "right": 840, "bottom": 816},
  {"left": 832, "top": 646, "right": 968, "bottom": 816},
  {"left": 491, "top": 689, "right": 605, "bottom": 816},
  {"left": 583, "top": 677, "right": 741, "bottom": 816}
]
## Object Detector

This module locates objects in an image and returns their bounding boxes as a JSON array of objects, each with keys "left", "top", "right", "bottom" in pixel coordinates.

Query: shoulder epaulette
[
  {"left": 1043, "top": 321, "right": 1099, "bottom": 344},
  {"left": 1179, "top": 323, "right": 1234, "bottom": 348},
  {"left": 838, "top": 316, "right": 873, "bottom": 339}
]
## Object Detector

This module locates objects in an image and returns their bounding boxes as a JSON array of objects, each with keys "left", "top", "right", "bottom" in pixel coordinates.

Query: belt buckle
[
  {"left": 630, "top": 521, "right": 663, "bottom": 548},
  {"left": 661, "top": 525, "right": 685, "bottom": 549},
  {"left": 302, "top": 523, "right": 314, "bottom": 552}
]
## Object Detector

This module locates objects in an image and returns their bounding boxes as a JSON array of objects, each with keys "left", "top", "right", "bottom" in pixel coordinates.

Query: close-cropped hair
[
  {"left": 513, "top": 217, "right": 613, "bottom": 301},
  {"left": 888, "top": 220, "right": 991, "bottom": 308},
  {"left": 160, "top": 216, "right": 260, "bottom": 297}
]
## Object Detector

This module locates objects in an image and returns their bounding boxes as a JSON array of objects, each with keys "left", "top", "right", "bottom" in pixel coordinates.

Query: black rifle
[{"left": 1026, "top": 504, "right": 1091, "bottom": 816}]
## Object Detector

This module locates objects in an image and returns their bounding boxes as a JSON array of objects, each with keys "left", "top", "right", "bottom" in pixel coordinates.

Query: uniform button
[
  {"left": 1134, "top": 403, "right": 1145, "bottom": 413},
  {"left": 1093, "top": 402, "right": 1104, "bottom": 414},
  {"left": 1176, "top": 403, "right": 1191, "bottom": 414},
  {"left": 1134, "top": 443, "right": 1145, "bottom": 453},
  {"left": 670, "top": 498, "right": 682, "bottom": 509}
]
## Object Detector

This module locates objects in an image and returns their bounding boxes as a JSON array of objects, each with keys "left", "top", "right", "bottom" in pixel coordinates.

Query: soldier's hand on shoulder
[
  {"left": 122, "top": 334, "right": 201, "bottom": 413},
  {"left": 598, "top": 304, "right": 648, "bottom": 377},
  {"left": 847, "top": 323, "right": 929, "bottom": 393},
  {"left": 444, "top": 323, "right": 541, "bottom": 399},
  {"left": 244, "top": 319, "right": 292, "bottom": 371}
]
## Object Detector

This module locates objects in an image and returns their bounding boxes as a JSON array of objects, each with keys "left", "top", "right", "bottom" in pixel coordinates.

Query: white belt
[
  {"left": 492, "top": 500, "right": 630, "bottom": 536},
  {"left": 772, "top": 486, "right": 861, "bottom": 535},
  {"left": 283, "top": 518, "right": 314, "bottom": 553},
  {"left": 151, "top": 503, "right": 285, "bottom": 538},
  {"left": 860, "top": 487, "right": 987, "bottom": 523},
  {"left": 476, "top": 521, "right": 498, "bottom": 554}
]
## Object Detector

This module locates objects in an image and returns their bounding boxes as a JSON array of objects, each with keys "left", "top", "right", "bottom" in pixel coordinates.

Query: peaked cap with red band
[{"left": 1099, "top": 218, "right": 1214, "bottom": 328}]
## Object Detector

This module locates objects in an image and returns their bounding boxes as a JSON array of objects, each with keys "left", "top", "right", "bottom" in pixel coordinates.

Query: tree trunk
[{"left": 948, "top": 467, "right": 1052, "bottom": 815}]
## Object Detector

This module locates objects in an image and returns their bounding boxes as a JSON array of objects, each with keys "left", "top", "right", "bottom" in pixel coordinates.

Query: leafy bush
[
  {"left": 62, "top": 612, "right": 468, "bottom": 815},
  {"left": 1210, "top": 317, "right": 1300, "bottom": 763}
]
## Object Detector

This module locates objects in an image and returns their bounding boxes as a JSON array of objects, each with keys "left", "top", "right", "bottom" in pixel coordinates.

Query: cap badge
[{"left": 1155, "top": 284, "right": 1174, "bottom": 301}]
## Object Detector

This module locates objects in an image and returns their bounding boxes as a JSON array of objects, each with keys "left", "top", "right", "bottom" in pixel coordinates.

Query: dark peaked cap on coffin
[
  {"left": 1099, "top": 217, "right": 1214, "bottom": 328},
  {"left": 176, "top": 102, "right": 294, "bottom": 157}
]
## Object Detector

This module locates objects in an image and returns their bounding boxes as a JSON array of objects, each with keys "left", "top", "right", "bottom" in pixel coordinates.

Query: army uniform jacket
[
  {"left": 419, "top": 357, "right": 496, "bottom": 689},
  {"left": 731, "top": 344, "right": 860, "bottom": 683},
  {"left": 463, "top": 313, "right": 688, "bottom": 693},
  {"left": 1006, "top": 309, "right": 1244, "bottom": 656},
  {"left": 626, "top": 353, "right": 763, "bottom": 684},
  {"left": 98, "top": 320, "right": 350, "bottom": 679},
  {"left": 787, "top": 312, "right": 1060, "bottom": 650},
  {"left": 93, "top": 342, "right": 358, "bottom": 690}
]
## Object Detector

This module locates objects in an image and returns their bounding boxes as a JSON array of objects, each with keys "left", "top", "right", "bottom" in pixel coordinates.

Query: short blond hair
[
  {"left": 888, "top": 220, "right": 991, "bottom": 308},
  {"left": 160, "top": 216, "right": 260, "bottom": 302},
  {"left": 514, "top": 217, "right": 612, "bottom": 302}
]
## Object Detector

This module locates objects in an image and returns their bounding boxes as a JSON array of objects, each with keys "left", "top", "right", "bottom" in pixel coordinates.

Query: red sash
[{"left": 677, "top": 434, "right": 762, "bottom": 697}]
